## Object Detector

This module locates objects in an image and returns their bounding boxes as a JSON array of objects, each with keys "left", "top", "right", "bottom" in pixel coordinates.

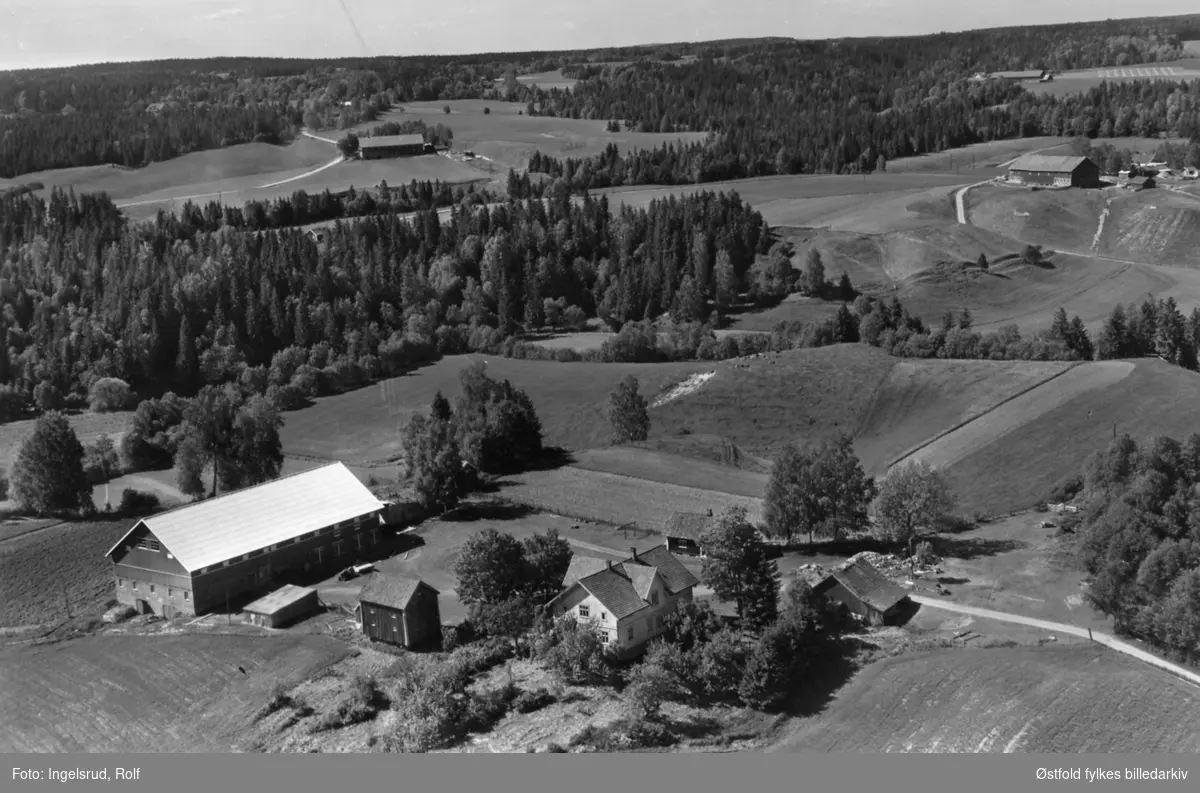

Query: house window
[
  {"left": 356, "top": 535, "right": 364, "bottom": 552},
  {"left": 650, "top": 591, "right": 659, "bottom": 606},
  {"left": 314, "top": 547, "right": 324, "bottom": 564},
  {"left": 242, "top": 554, "right": 250, "bottom": 561},
  {"left": 118, "top": 579, "right": 125, "bottom": 588},
  {"left": 600, "top": 612, "right": 607, "bottom": 621},
  {"left": 149, "top": 584, "right": 156, "bottom": 594},
  {"left": 168, "top": 588, "right": 174, "bottom": 598},
  {"left": 183, "top": 591, "right": 190, "bottom": 601},
  {"left": 601, "top": 634, "right": 610, "bottom": 644},
  {"left": 136, "top": 538, "right": 161, "bottom": 552},
  {"left": 578, "top": 605, "right": 590, "bottom": 619},
  {"left": 132, "top": 581, "right": 139, "bottom": 591},
  {"left": 626, "top": 626, "right": 633, "bottom": 641},
  {"left": 249, "top": 549, "right": 263, "bottom": 558}
]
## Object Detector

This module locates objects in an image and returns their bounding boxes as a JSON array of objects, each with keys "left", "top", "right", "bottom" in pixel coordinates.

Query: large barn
[
  {"left": 358, "top": 134, "right": 429, "bottom": 159},
  {"left": 1007, "top": 154, "right": 1101, "bottom": 188},
  {"left": 105, "top": 462, "right": 387, "bottom": 618}
]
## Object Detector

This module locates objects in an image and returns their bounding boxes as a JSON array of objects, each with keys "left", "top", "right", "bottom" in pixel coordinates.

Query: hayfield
[
  {"left": 944, "top": 359, "right": 1200, "bottom": 513},
  {"left": 0, "top": 634, "right": 351, "bottom": 752},
  {"left": 514, "top": 69, "right": 578, "bottom": 91},
  {"left": 897, "top": 361, "right": 1133, "bottom": 474},
  {"left": 883, "top": 137, "right": 1064, "bottom": 174},
  {"left": 1026, "top": 58, "right": 1200, "bottom": 97},
  {"left": 352, "top": 100, "right": 709, "bottom": 172},
  {"left": 1099, "top": 191, "right": 1200, "bottom": 267},
  {"left": 498, "top": 465, "right": 763, "bottom": 531},
  {"left": 854, "top": 359, "right": 1074, "bottom": 475},
  {"left": 0, "top": 520, "right": 128, "bottom": 628},
  {"left": 569, "top": 446, "right": 769, "bottom": 498},
  {"left": 771, "top": 644, "right": 1200, "bottom": 752},
  {"left": 963, "top": 183, "right": 1110, "bottom": 254}
]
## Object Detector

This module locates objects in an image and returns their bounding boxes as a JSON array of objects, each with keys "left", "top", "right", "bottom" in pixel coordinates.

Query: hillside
[
  {"left": 1099, "top": 191, "right": 1200, "bottom": 267},
  {"left": 964, "top": 184, "right": 1109, "bottom": 254}
]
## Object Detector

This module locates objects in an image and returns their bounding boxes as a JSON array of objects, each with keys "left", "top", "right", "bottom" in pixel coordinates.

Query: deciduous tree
[
  {"left": 607, "top": 375, "right": 650, "bottom": 444},
  {"left": 700, "top": 506, "right": 780, "bottom": 632},
  {"left": 10, "top": 411, "right": 91, "bottom": 515},
  {"left": 873, "top": 460, "right": 954, "bottom": 556}
]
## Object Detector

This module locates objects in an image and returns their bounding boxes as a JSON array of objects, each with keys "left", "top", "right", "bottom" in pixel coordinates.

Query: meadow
[
  {"left": 0, "top": 633, "right": 351, "bottom": 752},
  {"left": 1026, "top": 58, "right": 1200, "bottom": 98},
  {"left": 771, "top": 644, "right": 1200, "bottom": 752},
  {"left": 1, "top": 409, "right": 132, "bottom": 472},
  {"left": 568, "top": 446, "right": 770, "bottom": 498}
]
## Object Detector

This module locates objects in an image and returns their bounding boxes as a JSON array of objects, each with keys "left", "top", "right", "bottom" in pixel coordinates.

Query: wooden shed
[
  {"left": 242, "top": 584, "right": 319, "bottom": 628},
  {"left": 358, "top": 574, "right": 441, "bottom": 649},
  {"left": 663, "top": 511, "right": 713, "bottom": 557},
  {"left": 812, "top": 560, "right": 910, "bottom": 626}
]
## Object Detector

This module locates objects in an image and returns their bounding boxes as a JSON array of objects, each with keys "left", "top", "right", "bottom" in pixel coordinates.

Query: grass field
[
  {"left": 771, "top": 644, "right": 1200, "bottom": 752},
  {"left": 944, "top": 359, "right": 1200, "bottom": 513},
  {"left": 0, "top": 633, "right": 351, "bottom": 752},
  {"left": 1027, "top": 58, "right": 1200, "bottom": 97},
  {"left": 498, "top": 466, "right": 764, "bottom": 531},
  {"left": 1098, "top": 191, "right": 1200, "bottom": 267},
  {"left": 569, "top": 446, "right": 770, "bottom": 498},
  {"left": 1, "top": 410, "right": 132, "bottom": 471},
  {"left": 514, "top": 69, "right": 578, "bottom": 91},
  {"left": 883, "top": 137, "right": 1064, "bottom": 175},
  {"left": 353, "top": 100, "right": 709, "bottom": 173},
  {"left": 0, "top": 520, "right": 128, "bottom": 628},
  {"left": 855, "top": 359, "right": 1074, "bottom": 475},
  {"left": 963, "top": 183, "right": 1110, "bottom": 254}
]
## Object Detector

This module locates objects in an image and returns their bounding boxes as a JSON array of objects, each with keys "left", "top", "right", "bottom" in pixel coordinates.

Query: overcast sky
[{"left": 2, "top": 0, "right": 1198, "bottom": 72}]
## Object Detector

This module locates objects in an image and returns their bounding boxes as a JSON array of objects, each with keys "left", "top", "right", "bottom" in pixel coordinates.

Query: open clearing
[
  {"left": 896, "top": 361, "right": 1134, "bottom": 473},
  {"left": 1027, "top": 58, "right": 1200, "bottom": 97},
  {"left": 771, "top": 644, "right": 1200, "bottom": 752},
  {"left": 352, "top": 100, "right": 709, "bottom": 173},
  {"left": 0, "top": 634, "right": 350, "bottom": 752}
]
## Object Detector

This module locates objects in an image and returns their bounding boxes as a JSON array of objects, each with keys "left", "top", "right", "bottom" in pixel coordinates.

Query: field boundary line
[
  {"left": 911, "top": 595, "right": 1200, "bottom": 690},
  {"left": 0, "top": 519, "right": 67, "bottom": 546},
  {"left": 884, "top": 363, "right": 1080, "bottom": 471}
]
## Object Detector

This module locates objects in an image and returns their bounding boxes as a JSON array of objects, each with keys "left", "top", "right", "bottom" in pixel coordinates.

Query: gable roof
[
  {"left": 103, "top": 462, "right": 385, "bottom": 573},
  {"left": 628, "top": 566, "right": 660, "bottom": 601},
  {"left": 359, "top": 134, "right": 425, "bottom": 149},
  {"left": 577, "top": 565, "right": 652, "bottom": 619},
  {"left": 243, "top": 585, "right": 316, "bottom": 616},
  {"left": 563, "top": 555, "right": 609, "bottom": 588},
  {"left": 1008, "top": 154, "right": 1091, "bottom": 174},
  {"left": 552, "top": 546, "right": 700, "bottom": 620},
  {"left": 664, "top": 511, "right": 712, "bottom": 541},
  {"left": 625, "top": 545, "right": 701, "bottom": 594},
  {"left": 359, "top": 573, "right": 438, "bottom": 610},
  {"left": 819, "top": 560, "right": 909, "bottom": 612}
]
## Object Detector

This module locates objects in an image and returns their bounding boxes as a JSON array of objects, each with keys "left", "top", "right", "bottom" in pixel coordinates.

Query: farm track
[
  {"left": 258, "top": 155, "right": 345, "bottom": 189},
  {"left": 912, "top": 596, "right": 1200, "bottom": 690}
]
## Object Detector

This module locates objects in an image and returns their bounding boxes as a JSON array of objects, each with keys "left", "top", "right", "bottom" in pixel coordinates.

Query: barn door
[{"left": 391, "top": 613, "right": 401, "bottom": 645}]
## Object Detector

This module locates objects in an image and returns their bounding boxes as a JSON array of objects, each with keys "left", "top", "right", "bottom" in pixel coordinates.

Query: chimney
[
  {"left": 606, "top": 560, "right": 612, "bottom": 570},
  {"left": 630, "top": 546, "right": 638, "bottom": 561}
]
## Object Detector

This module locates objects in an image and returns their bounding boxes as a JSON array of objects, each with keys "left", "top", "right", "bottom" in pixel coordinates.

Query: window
[
  {"left": 168, "top": 588, "right": 174, "bottom": 598},
  {"left": 242, "top": 554, "right": 250, "bottom": 561},
  {"left": 249, "top": 549, "right": 263, "bottom": 558},
  {"left": 136, "top": 538, "right": 161, "bottom": 552},
  {"left": 578, "top": 605, "right": 590, "bottom": 619},
  {"left": 600, "top": 612, "right": 607, "bottom": 621},
  {"left": 132, "top": 581, "right": 139, "bottom": 591},
  {"left": 334, "top": 540, "right": 345, "bottom": 557},
  {"left": 650, "top": 591, "right": 659, "bottom": 606},
  {"left": 626, "top": 626, "right": 634, "bottom": 641},
  {"left": 601, "top": 634, "right": 610, "bottom": 644},
  {"left": 183, "top": 591, "right": 190, "bottom": 601},
  {"left": 356, "top": 535, "right": 364, "bottom": 552},
  {"left": 149, "top": 584, "right": 156, "bottom": 594},
  {"left": 314, "top": 547, "right": 323, "bottom": 564},
  {"left": 118, "top": 579, "right": 125, "bottom": 588}
]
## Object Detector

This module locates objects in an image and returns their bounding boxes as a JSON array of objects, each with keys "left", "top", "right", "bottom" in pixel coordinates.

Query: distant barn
[
  {"left": 358, "top": 134, "right": 429, "bottom": 159},
  {"left": 1007, "top": 154, "right": 1101, "bottom": 188},
  {"left": 990, "top": 70, "right": 1049, "bottom": 82},
  {"left": 812, "top": 560, "right": 911, "bottom": 626}
]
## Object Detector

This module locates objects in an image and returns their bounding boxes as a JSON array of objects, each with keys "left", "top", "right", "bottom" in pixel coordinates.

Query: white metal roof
[{"left": 104, "top": 462, "right": 385, "bottom": 573}]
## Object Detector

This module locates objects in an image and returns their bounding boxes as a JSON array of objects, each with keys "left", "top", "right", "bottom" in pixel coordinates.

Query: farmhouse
[
  {"left": 105, "top": 462, "right": 387, "bottom": 618},
  {"left": 242, "top": 584, "right": 319, "bottom": 629},
  {"left": 662, "top": 510, "right": 714, "bottom": 556},
  {"left": 812, "top": 559, "right": 911, "bottom": 626},
  {"left": 548, "top": 545, "right": 700, "bottom": 658},
  {"left": 357, "top": 574, "right": 441, "bottom": 649},
  {"left": 358, "top": 134, "right": 429, "bottom": 159},
  {"left": 1007, "top": 154, "right": 1101, "bottom": 188}
]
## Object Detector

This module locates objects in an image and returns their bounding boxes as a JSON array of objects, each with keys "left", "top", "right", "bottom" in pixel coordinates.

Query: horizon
[{"left": 3, "top": 0, "right": 1199, "bottom": 73}]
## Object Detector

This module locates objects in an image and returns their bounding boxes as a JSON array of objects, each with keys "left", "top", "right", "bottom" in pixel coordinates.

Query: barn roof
[
  {"left": 243, "top": 585, "right": 316, "bottom": 616},
  {"left": 359, "top": 573, "right": 438, "bottom": 610},
  {"left": 359, "top": 134, "right": 425, "bottom": 149},
  {"left": 1008, "top": 154, "right": 1091, "bottom": 174},
  {"left": 103, "top": 462, "right": 385, "bottom": 573},
  {"left": 992, "top": 70, "right": 1045, "bottom": 79},
  {"left": 664, "top": 511, "right": 713, "bottom": 541},
  {"left": 820, "top": 560, "right": 909, "bottom": 612}
]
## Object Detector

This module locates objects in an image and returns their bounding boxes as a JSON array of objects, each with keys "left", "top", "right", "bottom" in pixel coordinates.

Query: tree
[
  {"left": 714, "top": 250, "right": 739, "bottom": 310},
  {"left": 700, "top": 506, "right": 780, "bottom": 631},
  {"left": 873, "top": 460, "right": 954, "bottom": 556},
  {"left": 522, "top": 529, "right": 573, "bottom": 601},
  {"left": 624, "top": 658, "right": 682, "bottom": 721},
  {"left": 454, "top": 528, "right": 527, "bottom": 605},
  {"left": 337, "top": 133, "right": 359, "bottom": 158},
  {"left": 470, "top": 596, "right": 534, "bottom": 655},
  {"left": 805, "top": 249, "right": 826, "bottom": 298},
  {"left": 10, "top": 411, "right": 92, "bottom": 515},
  {"left": 88, "top": 377, "right": 135, "bottom": 412},
  {"left": 454, "top": 363, "right": 543, "bottom": 474},
  {"left": 33, "top": 381, "right": 64, "bottom": 412},
  {"left": 765, "top": 436, "right": 875, "bottom": 545},
  {"left": 175, "top": 384, "right": 283, "bottom": 498},
  {"left": 763, "top": 443, "right": 817, "bottom": 545},
  {"left": 401, "top": 412, "right": 464, "bottom": 514},
  {"left": 607, "top": 375, "right": 650, "bottom": 444},
  {"left": 977, "top": 253, "right": 989, "bottom": 271},
  {"left": 121, "top": 393, "right": 185, "bottom": 471}
]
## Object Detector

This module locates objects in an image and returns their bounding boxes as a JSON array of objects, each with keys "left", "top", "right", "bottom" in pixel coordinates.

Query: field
[
  {"left": 771, "top": 644, "right": 1200, "bottom": 752},
  {"left": 1098, "top": 190, "right": 1200, "bottom": 267},
  {"left": 568, "top": 446, "right": 769, "bottom": 498},
  {"left": 0, "top": 634, "right": 351, "bottom": 752},
  {"left": 0, "top": 520, "right": 129, "bottom": 628},
  {"left": 0, "top": 409, "right": 132, "bottom": 471},
  {"left": 944, "top": 359, "right": 1200, "bottom": 512},
  {"left": 963, "top": 183, "right": 1110, "bottom": 254},
  {"left": 883, "top": 137, "right": 1065, "bottom": 175},
  {"left": 1027, "top": 58, "right": 1200, "bottom": 97},
  {"left": 352, "top": 100, "right": 710, "bottom": 173},
  {"left": 514, "top": 69, "right": 578, "bottom": 91}
]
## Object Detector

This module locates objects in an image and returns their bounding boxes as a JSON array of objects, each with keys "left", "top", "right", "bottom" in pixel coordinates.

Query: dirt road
[{"left": 912, "top": 595, "right": 1200, "bottom": 688}]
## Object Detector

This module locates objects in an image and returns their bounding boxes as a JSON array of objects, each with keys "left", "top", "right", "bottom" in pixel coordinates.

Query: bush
[
  {"left": 533, "top": 618, "right": 613, "bottom": 685},
  {"left": 33, "top": 381, "right": 64, "bottom": 412},
  {"left": 88, "top": 378, "right": 135, "bottom": 412},
  {"left": 463, "top": 682, "right": 518, "bottom": 732},
  {"left": 447, "top": 636, "right": 514, "bottom": 676},
  {"left": 512, "top": 687, "right": 556, "bottom": 714},
  {"left": 544, "top": 743, "right": 569, "bottom": 753},
  {"left": 1048, "top": 474, "right": 1083, "bottom": 504},
  {"left": 119, "top": 488, "right": 160, "bottom": 516},
  {"left": 312, "top": 673, "right": 387, "bottom": 732}
]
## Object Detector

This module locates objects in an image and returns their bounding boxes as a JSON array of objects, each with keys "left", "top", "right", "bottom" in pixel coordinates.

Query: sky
[{"left": 2, "top": 0, "right": 1199, "bottom": 72}]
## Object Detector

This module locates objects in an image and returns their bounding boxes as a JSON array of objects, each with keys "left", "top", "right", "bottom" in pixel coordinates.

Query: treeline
[
  {"left": 1078, "top": 432, "right": 1200, "bottom": 664},
  {"left": 0, "top": 184, "right": 768, "bottom": 413}
]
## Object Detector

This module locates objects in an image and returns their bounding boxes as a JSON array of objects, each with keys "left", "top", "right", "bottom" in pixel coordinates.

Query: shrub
[
  {"left": 312, "top": 673, "right": 387, "bottom": 732},
  {"left": 533, "top": 617, "right": 613, "bottom": 685},
  {"left": 33, "top": 381, "right": 64, "bottom": 412},
  {"left": 463, "top": 682, "right": 518, "bottom": 732},
  {"left": 88, "top": 378, "right": 135, "bottom": 412},
  {"left": 512, "top": 687, "right": 556, "bottom": 714},
  {"left": 544, "top": 743, "right": 569, "bottom": 753},
  {"left": 448, "top": 636, "right": 514, "bottom": 677},
  {"left": 119, "top": 489, "right": 160, "bottom": 516}
]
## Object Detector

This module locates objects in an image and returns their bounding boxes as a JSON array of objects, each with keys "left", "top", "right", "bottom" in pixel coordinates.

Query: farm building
[
  {"left": 662, "top": 510, "right": 714, "bottom": 556},
  {"left": 548, "top": 545, "right": 700, "bottom": 659},
  {"left": 242, "top": 585, "right": 319, "bottom": 629},
  {"left": 812, "top": 560, "right": 911, "bottom": 626},
  {"left": 358, "top": 134, "right": 429, "bottom": 159},
  {"left": 1007, "top": 154, "right": 1101, "bottom": 188},
  {"left": 990, "top": 70, "right": 1050, "bottom": 82},
  {"left": 105, "top": 462, "right": 387, "bottom": 618},
  {"left": 357, "top": 574, "right": 441, "bottom": 649}
]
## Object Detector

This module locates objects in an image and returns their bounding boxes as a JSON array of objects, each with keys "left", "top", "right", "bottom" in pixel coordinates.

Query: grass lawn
[
  {"left": 569, "top": 446, "right": 769, "bottom": 498},
  {"left": 0, "top": 633, "right": 350, "bottom": 752},
  {"left": 0, "top": 520, "right": 129, "bottom": 628},
  {"left": 944, "top": 359, "right": 1200, "bottom": 514},
  {"left": 770, "top": 643, "right": 1200, "bottom": 752}
]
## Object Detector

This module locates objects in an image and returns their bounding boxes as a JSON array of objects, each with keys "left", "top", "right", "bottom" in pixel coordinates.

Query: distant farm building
[
  {"left": 812, "top": 560, "right": 911, "bottom": 626},
  {"left": 548, "top": 546, "right": 700, "bottom": 659},
  {"left": 358, "top": 134, "right": 430, "bottom": 159},
  {"left": 663, "top": 510, "right": 713, "bottom": 557},
  {"left": 242, "top": 584, "right": 319, "bottom": 629},
  {"left": 1007, "top": 154, "right": 1101, "bottom": 188},
  {"left": 990, "top": 69, "right": 1050, "bottom": 82},
  {"left": 105, "top": 462, "right": 387, "bottom": 618},
  {"left": 357, "top": 574, "right": 441, "bottom": 649}
]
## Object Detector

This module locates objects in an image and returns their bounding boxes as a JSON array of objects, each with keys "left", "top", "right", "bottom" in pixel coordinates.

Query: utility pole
[{"left": 60, "top": 535, "right": 72, "bottom": 619}]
